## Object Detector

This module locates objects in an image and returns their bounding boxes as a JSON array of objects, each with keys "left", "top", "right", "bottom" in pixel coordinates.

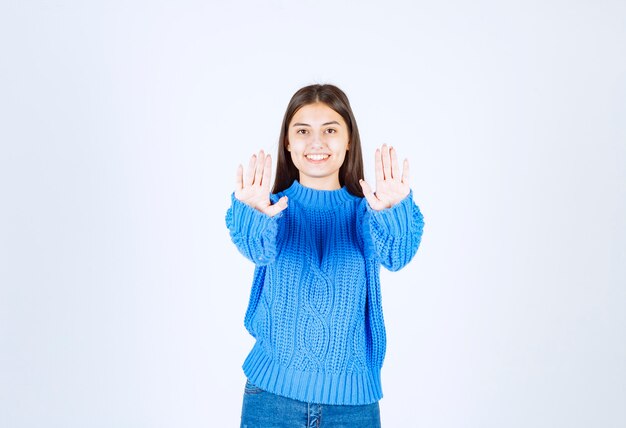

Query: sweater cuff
[
  {"left": 228, "top": 193, "right": 281, "bottom": 235},
  {"left": 366, "top": 190, "right": 416, "bottom": 236}
]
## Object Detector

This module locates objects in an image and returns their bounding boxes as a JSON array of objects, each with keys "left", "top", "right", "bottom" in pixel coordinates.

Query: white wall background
[{"left": 1, "top": 0, "right": 624, "bottom": 427}]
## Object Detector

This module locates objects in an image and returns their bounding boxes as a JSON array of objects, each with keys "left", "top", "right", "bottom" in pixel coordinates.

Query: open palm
[
  {"left": 235, "top": 150, "right": 288, "bottom": 217},
  {"left": 359, "top": 144, "right": 410, "bottom": 211}
]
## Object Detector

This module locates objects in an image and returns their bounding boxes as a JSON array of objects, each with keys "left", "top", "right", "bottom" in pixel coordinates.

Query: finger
[
  {"left": 381, "top": 144, "right": 391, "bottom": 180},
  {"left": 254, "top": 150, "right": 266, "bottom": 186},
  {"left": 261, "top": 154, "right": 272, "bottom": 190},
  {"left": 401, "top": 158, "right": 410, "bottom": 185},
  {"left": 374, "top": 148, "right": 383, "bottom": 185},
  {"left": 244, "top": 154, "right": 256, "bottom": 186},
  {"left": 265, "top": 195, "right": 288, "bottom": 217},
  {"left": 359, "top": 179, "right": 381, "bottom": 210},
  {"left": 235, "top": 164, "right": 244, "bottom": 191},
  {"left": 390, "top": 146, "right": 400, "bottom": 181}
]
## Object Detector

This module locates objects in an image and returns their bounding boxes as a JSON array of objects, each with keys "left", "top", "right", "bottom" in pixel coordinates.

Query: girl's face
[{"left": 287, "top": 102, "right": 350, "bottom": 190}]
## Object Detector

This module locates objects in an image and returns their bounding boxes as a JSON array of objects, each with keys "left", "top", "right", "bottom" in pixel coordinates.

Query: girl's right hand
[{"left": 235, "top": 150, "right": 288, "bottom": 217}]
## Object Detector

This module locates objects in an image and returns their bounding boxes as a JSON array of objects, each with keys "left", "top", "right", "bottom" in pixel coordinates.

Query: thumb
[
  {"left": 359, "top": 179, "right": 380, "bottom": 210},
  {"left": 265, "top": 196, "right": 288, "bottom": 217}
]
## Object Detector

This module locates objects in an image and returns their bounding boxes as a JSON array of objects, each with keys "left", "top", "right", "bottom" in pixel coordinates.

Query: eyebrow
[{"left": 291, "top": 121, "right": 341, "bottom": 127}]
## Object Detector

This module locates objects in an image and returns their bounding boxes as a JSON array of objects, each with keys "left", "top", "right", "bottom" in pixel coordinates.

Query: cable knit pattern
[{"left": 225, "top": 180, "right": 424, "bottom": 405}]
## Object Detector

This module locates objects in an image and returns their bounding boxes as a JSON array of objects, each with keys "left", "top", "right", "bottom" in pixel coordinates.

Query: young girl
[{"left": 226, "top": 84, "right": 424, "bottom": 427}]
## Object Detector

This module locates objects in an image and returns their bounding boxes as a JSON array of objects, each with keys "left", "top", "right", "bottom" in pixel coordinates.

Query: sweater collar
[{"left": 283, "top": 180, "right": 356, "bottom": 209}]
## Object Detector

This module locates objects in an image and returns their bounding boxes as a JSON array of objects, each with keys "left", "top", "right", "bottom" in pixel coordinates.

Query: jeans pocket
[{"left": 244, "top": 378, "right": 265, "bottom": 395}]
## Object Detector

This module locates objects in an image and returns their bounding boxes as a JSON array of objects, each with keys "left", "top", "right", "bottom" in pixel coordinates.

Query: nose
[{"left": 310, "top": 131, "right": 325, "bottom": 148}]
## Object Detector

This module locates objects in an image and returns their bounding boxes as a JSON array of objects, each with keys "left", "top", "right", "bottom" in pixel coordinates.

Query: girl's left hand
[{"left": 359, "top": 144, "right": 410, "bottom": 211}]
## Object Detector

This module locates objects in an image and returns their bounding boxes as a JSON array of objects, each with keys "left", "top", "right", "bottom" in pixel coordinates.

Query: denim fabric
[{"left": 240, "top": 379, "right": 382, "bottom": 428}]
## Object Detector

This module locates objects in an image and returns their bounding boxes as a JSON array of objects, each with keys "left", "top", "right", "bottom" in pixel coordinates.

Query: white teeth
[{"left": 306, "top": 154, "right": 329, "bottom": 161}]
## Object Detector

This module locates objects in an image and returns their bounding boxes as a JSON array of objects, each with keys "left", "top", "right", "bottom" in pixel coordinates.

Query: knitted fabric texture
[{"left": 225, "top": 180, "right": 424, "bottom": 405}]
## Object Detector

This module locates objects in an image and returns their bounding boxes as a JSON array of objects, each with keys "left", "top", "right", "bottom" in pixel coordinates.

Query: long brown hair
[{"left": 271, "top": 84, "right": 365, "bottom": 197}]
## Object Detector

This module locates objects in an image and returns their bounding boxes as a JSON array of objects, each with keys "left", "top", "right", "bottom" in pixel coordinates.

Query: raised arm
[
  {"left": 359, "top": 145, "right": 424, "bottom": 271},
  {"left": 225, "top": 150, "right": 288, "bottom": 265}
]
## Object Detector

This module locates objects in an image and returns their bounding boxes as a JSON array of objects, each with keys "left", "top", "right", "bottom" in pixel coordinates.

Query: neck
[{"left": 298, "top": 175, "right": 341, "bottom": 191}]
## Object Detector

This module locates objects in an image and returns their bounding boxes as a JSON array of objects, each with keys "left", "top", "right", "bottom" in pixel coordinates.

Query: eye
[
  {"left": 296, "top": 129, "right": 308, "bottom": 135},
  {"left": 325, "top": 128, "right": 337, "bottom": 134}
]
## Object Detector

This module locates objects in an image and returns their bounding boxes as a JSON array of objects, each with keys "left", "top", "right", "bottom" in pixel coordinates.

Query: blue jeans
[{"left": 240, "top": 378, "right": 382, "bottom": 428}]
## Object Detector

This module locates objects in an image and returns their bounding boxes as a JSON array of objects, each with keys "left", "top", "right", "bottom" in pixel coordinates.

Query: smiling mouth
[{"left": 306, "top": 154, "right": 330, "bottom": 161}]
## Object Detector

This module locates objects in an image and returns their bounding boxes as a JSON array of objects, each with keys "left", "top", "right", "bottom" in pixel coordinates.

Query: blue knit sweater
[{"left": 225, "top": 180, "right": 424, "bottom": 405}]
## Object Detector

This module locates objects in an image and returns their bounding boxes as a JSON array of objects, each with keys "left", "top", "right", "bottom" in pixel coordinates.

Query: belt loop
[{"left": 308, "top": 402, "right": 322, "bottom": 427}]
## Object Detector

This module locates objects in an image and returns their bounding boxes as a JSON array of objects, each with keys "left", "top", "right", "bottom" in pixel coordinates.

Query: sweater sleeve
[
  {"left": 359, "top": 190, "right": 424, "bottom": 271},
  {"left": 225, "top": 193, "right": 282, "bottom": 266}
]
